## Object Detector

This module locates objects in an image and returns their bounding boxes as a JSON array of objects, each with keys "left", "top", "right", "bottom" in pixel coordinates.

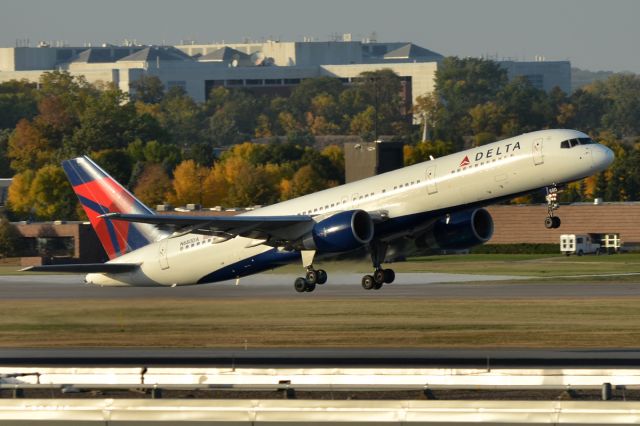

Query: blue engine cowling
[
  {"left": 424, "top": 208, "right": 494, "bottom": 250},
  {"left": 302, "top": 210, "right": 374, "bottom": 252}
]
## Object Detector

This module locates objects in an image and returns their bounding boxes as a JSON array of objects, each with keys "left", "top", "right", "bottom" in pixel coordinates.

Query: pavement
[{"left": 1, "top": 272, "right": 640, "bottom": 299}]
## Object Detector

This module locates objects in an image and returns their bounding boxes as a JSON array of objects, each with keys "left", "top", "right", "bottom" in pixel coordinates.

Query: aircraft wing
[
  {"left": 21, "top": 263, "right": 141, "bottom": 273},
  {"left": 100, "top": 213, "right": 314, "bottom": 242}
]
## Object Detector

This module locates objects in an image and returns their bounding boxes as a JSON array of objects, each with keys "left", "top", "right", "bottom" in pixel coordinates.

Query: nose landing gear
[{"left": 544, "top": 186, "right": 561, "bottom": 229}]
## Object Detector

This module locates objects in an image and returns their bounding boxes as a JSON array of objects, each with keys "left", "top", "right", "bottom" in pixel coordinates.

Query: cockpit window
[
  {"left": 578, "top": 137, "right": 595, "bottom": 144},
  {"left": 560, "top": 137, "right": 596, "bottom": 148}
]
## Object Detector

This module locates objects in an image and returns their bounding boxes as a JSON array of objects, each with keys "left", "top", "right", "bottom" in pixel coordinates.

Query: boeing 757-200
[{"left": 24, "top": 129, "right": 614, "bottom": 292}]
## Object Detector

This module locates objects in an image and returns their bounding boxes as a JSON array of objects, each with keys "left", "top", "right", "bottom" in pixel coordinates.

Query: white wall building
[{"left": 0, "top": 40, "right": 571, "bottom": 115}]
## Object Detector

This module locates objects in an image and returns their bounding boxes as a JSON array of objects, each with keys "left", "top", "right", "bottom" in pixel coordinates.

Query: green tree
[
  {"left": 495, "top": 76, "right": 553, "bottom": 135},
  {"left": 67, "top": 87, "right": 137, "bottom": 155},
  {"left": 353, "top": 69, "right": 405, "bottom": 138},
  {"left": 0, "top": 129, "right": 12, "bottom": 177},
  {"left": 600, "top": 74, "right": 640, "bottom": 136},
  {"left": 289, "top": 77, "right": 344, "bottom": 119},
  {"left": 280, "top": 164, "right": 333, "bottom": 200},
  {"left": 90, "top": 149, "right": 133, "bottom": 185},
  {"left": 349, "top": 105, "right": 376, "bottom": 138},
  {"left": 29, "top": 165, "right": 78, "bottom": 219},
  {"left": 130, "top": 75, "right": 165, "bottom": 104},
  {"left": 0, "top": 80, "right": 38, "bottom": 130},
  {"left": 0, "top": 215, "right": 21, "bottom": 258},
  {"left": 433, "top": 57, "right": 508, "bottom": 143},
  {"left": 561, "top": 88, "right": 607, "bottom": 134},
  {"left": 160, "top": 86, "right": 206, "bottom": 146}
]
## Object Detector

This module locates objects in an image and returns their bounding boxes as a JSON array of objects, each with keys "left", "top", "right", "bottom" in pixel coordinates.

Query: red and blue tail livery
[{"left": 61, "top": 156, "right": 166, "bottom": 259}]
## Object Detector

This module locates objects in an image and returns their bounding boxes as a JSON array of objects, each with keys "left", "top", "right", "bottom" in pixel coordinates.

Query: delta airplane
[{"left": 25, "top": 129, "right": 614, "bottom": 292}]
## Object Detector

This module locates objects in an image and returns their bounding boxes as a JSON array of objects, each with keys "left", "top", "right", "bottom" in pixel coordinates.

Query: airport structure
[
  {"left": 11, "top": 202, "right": 640, "bottom": 266},
  {"left": 0, "top": 38, "right": 571, "bottom": 120}
]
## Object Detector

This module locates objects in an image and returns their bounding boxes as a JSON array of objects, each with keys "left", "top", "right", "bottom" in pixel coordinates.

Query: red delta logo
[{"left": 459, "top": 156, "right": 470, "bottom": 167}]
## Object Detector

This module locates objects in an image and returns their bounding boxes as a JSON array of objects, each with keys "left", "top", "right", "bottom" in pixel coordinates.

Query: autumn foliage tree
[{"left": 133, "top": 163, "right": 173, "bottom": 206}]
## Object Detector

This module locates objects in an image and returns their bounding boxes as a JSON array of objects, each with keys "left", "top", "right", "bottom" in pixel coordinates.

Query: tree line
[{"left": 1, "top": 57, "right": 640, "bottom": 222}]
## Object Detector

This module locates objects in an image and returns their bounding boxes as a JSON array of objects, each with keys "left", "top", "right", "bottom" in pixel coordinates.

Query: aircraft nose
[{"left": 593, "top": 144, "right": 615, "bottom": 170}]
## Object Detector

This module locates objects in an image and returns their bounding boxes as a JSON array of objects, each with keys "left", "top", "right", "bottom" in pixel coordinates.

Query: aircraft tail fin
[{"left": 61, "top": 156, "right": 168, "bottom": 259}]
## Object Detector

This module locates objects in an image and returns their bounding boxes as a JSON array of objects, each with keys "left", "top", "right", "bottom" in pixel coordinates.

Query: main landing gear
[
  {"left": 361, "top": 241, "right": 395, "bottom": 290},
  {"left": 294, "top": 250, "right": 327, "bottom": 293},
  {"left": 544, "top": 186, "right": 561, "bottom": 229}
]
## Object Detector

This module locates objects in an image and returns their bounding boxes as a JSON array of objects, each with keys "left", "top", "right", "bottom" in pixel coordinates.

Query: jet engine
[
  {"left": 302, "top": 210, "right": 374, "bottom": 252},
  {"left": 417, "top": 208, "right": 494, "bottom": 251}
]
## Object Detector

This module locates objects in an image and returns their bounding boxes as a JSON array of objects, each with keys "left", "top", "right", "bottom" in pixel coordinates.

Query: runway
[{"left": 1, "top": 272, "right": 640, "bottom": 299}]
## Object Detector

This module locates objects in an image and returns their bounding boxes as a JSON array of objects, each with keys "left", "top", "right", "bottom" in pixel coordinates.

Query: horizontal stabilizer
[{"left": 21, "top": 263, "right": 140, "bottom": 273}]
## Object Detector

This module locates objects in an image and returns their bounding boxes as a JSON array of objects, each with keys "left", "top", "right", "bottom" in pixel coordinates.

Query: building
[
  {"left": 485, "top": 203, "right": 640, "bottom": 246},
  {"left": 15, "top": 221, "right": 107, "bottom": 266},
  {"left": 344, "top": 141, "right": 405, "bottom": 183},
  {"left": 0, "top": 39, "right": 571, "bottom": 119}
]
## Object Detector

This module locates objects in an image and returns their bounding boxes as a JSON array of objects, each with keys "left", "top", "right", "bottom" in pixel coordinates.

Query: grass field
[
  {"left": 1, "top": 298, "right": 640, "bottom": 348},
  {"left": 3, "top": 253, "right": 640, "bottom": 348}
]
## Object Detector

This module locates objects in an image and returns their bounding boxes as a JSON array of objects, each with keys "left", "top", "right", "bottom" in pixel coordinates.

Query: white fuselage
[{"left": 86, "top": 129, "right": 614, "bottom": 286}]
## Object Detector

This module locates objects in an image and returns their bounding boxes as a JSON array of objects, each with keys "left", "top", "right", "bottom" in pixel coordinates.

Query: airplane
[{"left": 23, "top": 129, "right": 614, "bottom": 292}]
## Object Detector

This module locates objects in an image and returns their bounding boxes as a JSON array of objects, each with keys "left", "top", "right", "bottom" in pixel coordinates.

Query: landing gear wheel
[
  {"left": 305, "top": 269, "right": 317, "bottom": 285},
  {"left": 383, "top": 269, "right": 395, "bottom": 284},
  {"left": 294, "top": 277, "right": 307, "bottom": 293},
  {"left": 373, "top": 281, "right": 383, "bottom": 290},
  {"left": 373, "top": 269, "right": 385, "bottom": 285},
  {"left": 305, "top": 281, "right": 316, "bottom": 292},
  {"left": 316, "top": 269, "right": 327, "bottom": 285},
  {"left": 362, "top": 275, "right": 375, "bottom": 290},
  {"left": 545, "top": 216, "right": 561, "bottom": 229}
]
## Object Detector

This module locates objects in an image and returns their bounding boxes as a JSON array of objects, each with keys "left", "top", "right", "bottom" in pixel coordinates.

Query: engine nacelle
[
  {"left": 302, "top": 210, "right": 374, "bottom": 252},
  {"left": 418, "top": 208, "right": 494, "bottom": 251}
]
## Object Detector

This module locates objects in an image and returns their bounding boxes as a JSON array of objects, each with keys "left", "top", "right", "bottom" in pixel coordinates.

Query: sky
[{"left": 1, "top": 0, "right": 639, "bottom": 73}]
